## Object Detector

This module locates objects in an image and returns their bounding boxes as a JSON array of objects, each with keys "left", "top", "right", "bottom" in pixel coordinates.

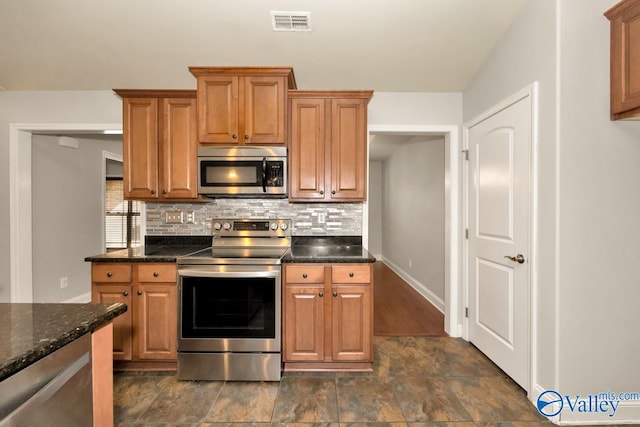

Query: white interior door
[{"left": 467, "top": 92, "right": 532, "bottom": 390}]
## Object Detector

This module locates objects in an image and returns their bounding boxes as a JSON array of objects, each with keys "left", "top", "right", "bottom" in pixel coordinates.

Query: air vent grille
[{"left": 271, "top": 11, "right": 311, "bottom": 32}]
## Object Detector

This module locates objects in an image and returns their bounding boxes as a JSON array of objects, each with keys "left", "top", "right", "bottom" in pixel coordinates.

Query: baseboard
[
  {"left": 380, "top": 256, "right": 445, "bottom": 313},
  {"left": 63, "top": 292, "right": 92, "bottom": 304}
]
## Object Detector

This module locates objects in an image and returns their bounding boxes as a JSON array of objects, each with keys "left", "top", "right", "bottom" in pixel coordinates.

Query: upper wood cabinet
[
  {"left": 114, "top": 90, "right": 199, "bottom": 200},
  {"left": 605, "top": 0, "right": 640, "bottom": 120},
  {"left": 189, "top": 67, "right": 296, "bottom": 145},
  {"left": 288, "top": 91, "right": 373, "bottom": 202}
]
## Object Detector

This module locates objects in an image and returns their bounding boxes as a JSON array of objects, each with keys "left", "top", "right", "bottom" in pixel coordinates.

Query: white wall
[
  {"left": 367, "top": 161, "right": 383, "bottom": 257},
  {"left": 32, "top": 134, "right": 121, "bottom": 302},
  {"left": 0, "top": 90, "right": 122, "bottom": 302},
  {"left": 556, "top": 0, "right": 640, "bottom": 420},
  {"left": 465, "top": 0, "right": 640, "bottom": 422},
  {"left": 369, "top": 92, "right": 462, "bottom": 126},
  {"left": 380, "top": 137, "right": 446, "bottom": 307}
]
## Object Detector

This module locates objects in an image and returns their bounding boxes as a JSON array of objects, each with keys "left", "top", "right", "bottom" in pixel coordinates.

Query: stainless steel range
[{"left": 176, "top": 218, "right": 290, "bottom": 381}]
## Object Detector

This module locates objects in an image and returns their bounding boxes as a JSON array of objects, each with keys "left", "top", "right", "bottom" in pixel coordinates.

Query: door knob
[{"left": 504, "top": 254, "right": 525, "bottom": 264}]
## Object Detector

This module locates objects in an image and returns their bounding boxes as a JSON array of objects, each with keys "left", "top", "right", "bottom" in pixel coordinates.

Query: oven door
[{"left": 177, "top": 264, "right": 281, "bottom": 353}]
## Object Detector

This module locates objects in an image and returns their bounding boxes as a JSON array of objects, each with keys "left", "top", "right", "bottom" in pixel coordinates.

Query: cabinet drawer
[
  {"left": 332, "top": 265, "right": 371, "bottom": 284},
  {"left": 285, "top": 265, "right": 325, "bottom": 283},
  {"left": 137, "top": 264, "right": 177, "bottom": 283},
  {"left": 92, "top": 264, "right": 132, "bottom": 283}
]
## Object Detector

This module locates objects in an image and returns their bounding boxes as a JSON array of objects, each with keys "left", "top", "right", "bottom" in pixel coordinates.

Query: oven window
[{"left": 181, "top": 276, "right": 276, "bottom": 339}]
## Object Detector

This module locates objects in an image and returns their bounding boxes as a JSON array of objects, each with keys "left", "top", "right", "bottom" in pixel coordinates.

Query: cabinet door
[
  {"left": 243, "top": 76, "right": 287, "bottom": 144},
  {"left": 288, "top": 97, "right": 327, "bottom": 200},
  {"left": 92, "top": 285, "right": 133, "bottom": 360},
  {"left": 331, "top": 284, "right": 372, "bottom": 361},
  {"left": 160, "top": 97, "right": 198, "bottom": 199},
  {"left": 283, "top": 285, "right": 325, "bottom": 361},
  {"left": 197, "top": 75, "right": 240, "bottom": 144},
  {"left": 609, "top": 1, "right": 640, "bottom": 118},
  {"left": 135, "top": 282, "right": 177, "bottom": 360},
  {"left": 330, "top": 98, "right": 367, "bottom": 201},
  {"left": 122, "top": 98, "right": 159, "bottom": 199}
]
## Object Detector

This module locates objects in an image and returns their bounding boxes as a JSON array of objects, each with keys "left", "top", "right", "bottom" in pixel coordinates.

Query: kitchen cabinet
[
  {"left": 283, "top": 263, "right": 373, "bottom": 371},
  {"left": 605, "top": 0, "right": 640, "bottom": 120},
  {"left": 114, "top": 90, "right": 200, "bottom": 200},
  {"left": 91, "top": 262, "right": 177, "bottom": 370},
  {"left": 189, "top": 67, "right": 296, "bottom": 145},
  {"left": 288, "top": 90, "right": 373, "bottom": 202}
]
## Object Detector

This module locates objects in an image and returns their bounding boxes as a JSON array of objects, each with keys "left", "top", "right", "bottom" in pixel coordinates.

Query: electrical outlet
[
  {"left": 60, "top": 276, "right": 68, "bottom": 289},
  {"left": 165, "top": 211, "right": 183, "bottom": 224},
  {"left": 318, "top": 212, "right": 326, "bottom": 224},
  {"left": 184, "top": 211, "right": 195, "bottom": 224}
]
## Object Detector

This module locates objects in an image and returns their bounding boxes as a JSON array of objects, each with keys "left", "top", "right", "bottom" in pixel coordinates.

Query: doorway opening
[{"left": 365, "top": 125, "right": 461, "bottom": 337}]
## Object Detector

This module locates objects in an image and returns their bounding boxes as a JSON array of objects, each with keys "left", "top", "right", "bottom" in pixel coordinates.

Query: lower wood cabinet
[
  {"left": 91, "top": 262, "right": 177, "bottom": 370},
  {"left": 283, "top": 263, "right": 373, "bottom": 371}
]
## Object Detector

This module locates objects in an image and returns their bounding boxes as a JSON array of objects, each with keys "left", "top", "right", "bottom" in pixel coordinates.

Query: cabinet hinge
[
  {"left": 465, "top": 307, "right": 469, "bottom": 318},
  {"left": 462, "top": 149, "right": 469, "bottom": 161}
]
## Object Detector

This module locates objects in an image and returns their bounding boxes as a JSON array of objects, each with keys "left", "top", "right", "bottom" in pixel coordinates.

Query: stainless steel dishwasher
[{"left": 0, "top": 333, "right": 93, "bottom": 426}]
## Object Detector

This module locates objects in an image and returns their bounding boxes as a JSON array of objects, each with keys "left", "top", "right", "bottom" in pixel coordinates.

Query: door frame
[
  {"left": 9, "top": 123, "right": 122, "bottom": 302},
  {"left": 365, "top": 124, "right": 462, "bottom": 337},
  {"left": 462, "top": 82, "right": 538, "bottom": 397}
]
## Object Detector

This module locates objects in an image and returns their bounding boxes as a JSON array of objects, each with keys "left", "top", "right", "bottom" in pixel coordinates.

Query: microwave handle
[{"left": 262, "top": 158, "right": 267, "bottom": 192}]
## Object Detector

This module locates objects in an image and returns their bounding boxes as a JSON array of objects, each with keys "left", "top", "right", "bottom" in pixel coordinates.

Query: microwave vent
[{"left": 271, "top": 11, "right": 311, "bottom": 32}]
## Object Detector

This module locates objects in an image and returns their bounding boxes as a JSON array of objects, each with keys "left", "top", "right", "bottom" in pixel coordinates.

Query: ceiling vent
[{"left": 271, "top": 11, "right": 311, "bottom": 32}]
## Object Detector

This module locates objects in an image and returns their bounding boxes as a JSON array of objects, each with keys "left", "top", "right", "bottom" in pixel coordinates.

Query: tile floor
[{"left": 114, "top": 337, "right": 555, "bottom": 426}]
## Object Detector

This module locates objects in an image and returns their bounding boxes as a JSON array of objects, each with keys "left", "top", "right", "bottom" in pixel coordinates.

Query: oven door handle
[
  {"left": 178, "top": 269, "right": 280, "bottom": 279},
  {"left": 262, "top": 157, "right": 267, "bottom": 192}
]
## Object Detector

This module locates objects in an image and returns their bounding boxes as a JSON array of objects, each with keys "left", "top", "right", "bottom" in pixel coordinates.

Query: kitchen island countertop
[{"left": 0, "top": 302, "right": 127, "bottom": 382}]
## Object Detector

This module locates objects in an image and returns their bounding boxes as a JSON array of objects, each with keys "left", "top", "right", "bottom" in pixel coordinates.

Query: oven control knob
[
  {"left": 270, "top": 222, "right": 278, "bottom": 231},
  {"left": 280, "top": 223, "right": 288, "bottom": 231},
  {"left": 222, "top": 222, "right": 231, "bottom": 230},
  {"left": 213, "top": 222, "right": 222, "bottom": 231}
]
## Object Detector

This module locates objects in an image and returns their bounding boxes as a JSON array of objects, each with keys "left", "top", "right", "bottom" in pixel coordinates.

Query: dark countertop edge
[{"left": 0, "top": 303, "right": 128, "bottom": 382}]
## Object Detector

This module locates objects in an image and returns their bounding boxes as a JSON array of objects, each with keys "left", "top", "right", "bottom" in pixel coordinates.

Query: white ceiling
[{"left": 0, "top": 0, "right": 526, "bottom": 92}]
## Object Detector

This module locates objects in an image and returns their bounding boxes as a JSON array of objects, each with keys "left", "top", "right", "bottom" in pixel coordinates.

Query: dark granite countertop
[
  {"left": 282, "top": 236, "right": 376, "bottom": 263},
  {"left": 0, "top": 302, "right": 127, "bottom": 382},
  {"left": 85, "top": 235, "right": 375, "bottom": 264},
  {"left": 84, "top": 236, "right": 211, "bottom": 263}
]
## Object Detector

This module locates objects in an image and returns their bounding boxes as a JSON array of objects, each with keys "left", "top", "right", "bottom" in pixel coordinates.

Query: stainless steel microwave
[{"left": 197, "top": 146, "right": 287, "bottom": 197}]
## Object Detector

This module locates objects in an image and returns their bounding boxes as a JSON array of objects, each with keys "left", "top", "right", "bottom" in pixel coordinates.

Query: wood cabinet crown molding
[
  {"left": 114, "top": 89, "right": 196, "bottom": 98},
  {"left": 605, "top": 0, "right": 640, "bottom": 120},
  {"left": 188, "top": 66, "right": 297, "bottom": 90},
  {"left": 288, "top": 90, "right": 373, "bottom": 101}
]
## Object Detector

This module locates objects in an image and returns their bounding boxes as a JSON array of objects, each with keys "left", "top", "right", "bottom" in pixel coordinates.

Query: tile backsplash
[{"left": 145, "top": 199, "right": 363, "bottom": 236}]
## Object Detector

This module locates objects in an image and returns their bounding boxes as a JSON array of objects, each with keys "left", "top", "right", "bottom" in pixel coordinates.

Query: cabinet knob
[
  {"left": 333, "top": 291, "right": 338, "bottom": 297},
  {"left": 137, "top": 290, "right": 143, "bottom": 296},
  {"left": 106, "top": 272, "right": 112, "bottom": 278},
  {"left": 349, "top": 272, "right": 354, "bottom": 278},
  {"left": 302, "top": 273, "right": 308, "bottom": 279},
  {"left": 232, "top": 134, "right": 238, "bottom": 139},
  {"left": 319, "top": 291, "right": 324, "bottom": 297},
  {"left": 331, "top": 190, "right": 336, "bottom": 195},
  {"left": 150, "top": 190, "right": 156, "bottom": 195},
  {"left": 123, "top": 291, "right": 128, "bottom": 296},
  {"left": 244, "top": 134, "right": 250, "bottom": 140},
  {"left": 153, "top": 272, "right": 159, "bottom": 277},
  {"left": 162, "top": 190, "right": 167, "bottom": 195},
  {"left": 319, "top": 190, "right": 324, "bottom": 195}
]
